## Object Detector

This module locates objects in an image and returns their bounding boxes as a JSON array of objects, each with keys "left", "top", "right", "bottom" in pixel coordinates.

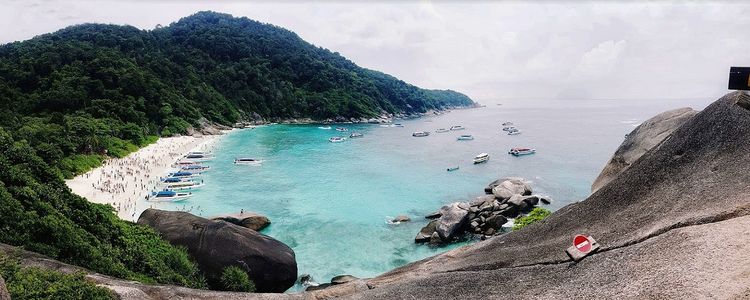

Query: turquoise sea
[{"left": 145, "top": 97, "right": 713, "bottom": 291}]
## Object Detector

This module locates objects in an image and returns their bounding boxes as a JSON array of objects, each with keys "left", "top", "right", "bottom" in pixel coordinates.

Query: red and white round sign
[{"left": 573, "top": 235, "right": 592, "bottom": 253}]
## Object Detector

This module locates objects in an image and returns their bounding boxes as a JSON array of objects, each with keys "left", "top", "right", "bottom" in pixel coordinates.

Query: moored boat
[
  {"left": 473, "top": 153, "right": 490, "bottom": 164},
  {"left": 502, "top": 126, "right": 516, "bottom": 131},
  {"left": 393, "top": 123, "right": 404, "bottom": 127},
  {"left": 328, "top": 137, "right": 346, "bottom": 143},
  {"left": 507, "top": 129, "right": 522, "bottom": 135},
  {"left": 164, "top": 181, "right": 205, "bottom": 191},
  {"left": 447, "top": 166, "right": 460, "bottom": 172},
  {"left": 457, "top": 134, "right": 474, "bottom": 141},
  {"left": 450, "top": 125, "right": 465, "bottom": 131},
  {"left": 349, "top": 132, "right": 364, "bottom": 138},
  {"left": 168, "top": 171, "right": 200, "bottom": 178},
  {"left": 412, "top": 131, "right": 430, "bottom": 137},
  {"left": 508, "top": 148, "right": 536, "bottom": 156},
  {"left": 148, "top": 190, "right": 192, "bottom": 202},
  {"left": 435, "top": 128, "right": 449, "bottom": 133},
  {"left": 502, "top": 122, "right": 514, "bottom": 126},
  {"left": 184, "top": 153, "right": 214, "bottom": 162},
  {"left": 234, "top": 158, "right": 263, "bottom": 164},
  {"left": 180, "top": 164, "right": 210, "bottom": 172},
  {"left": 318, "top": 126, "right": 332, "bottom": 130},
  {"left": 335, "top": 127, "right": 349, "bottom": 132}
]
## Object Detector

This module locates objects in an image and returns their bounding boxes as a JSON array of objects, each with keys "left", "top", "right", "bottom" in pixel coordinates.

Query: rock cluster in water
[
  {"left": 211, "top": 212, "right": 271, "bottom": 231},
  {"left": 416, "top": 177, "right": 550, "bottom": 244}
]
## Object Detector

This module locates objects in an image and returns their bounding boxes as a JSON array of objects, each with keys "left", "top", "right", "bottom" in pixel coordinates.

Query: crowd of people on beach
[{"left": 74, "top": 136, "right": 216, "bottom": 221}]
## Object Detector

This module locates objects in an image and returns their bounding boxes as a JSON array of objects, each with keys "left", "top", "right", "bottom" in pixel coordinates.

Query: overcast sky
[{"left": 3, "top": 0, "right": 750, "bottom": 102}]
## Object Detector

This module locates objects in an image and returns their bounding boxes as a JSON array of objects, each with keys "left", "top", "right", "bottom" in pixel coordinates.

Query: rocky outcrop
[
  {"left": 591, "top": 107, "right": 697, "bottom": 192},
  {"left": 416, "top": 178, "right": 550, "bottom": 244},
  {"left": 338, "top": 92, "right": 750, "bottom": 299},
  {"left": 137, "top": 209, "right": 296, "bottom": 293},
  {"left": 212, "top": 212, "right": 271, "bottom": 231},
  {"left": 0, "top": 276, "right": 8, "bottom": 300}
]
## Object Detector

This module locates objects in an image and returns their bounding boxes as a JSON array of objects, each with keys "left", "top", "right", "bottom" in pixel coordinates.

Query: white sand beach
[{"left": 65, "top": 133, "right": 225, "bottom": 222}]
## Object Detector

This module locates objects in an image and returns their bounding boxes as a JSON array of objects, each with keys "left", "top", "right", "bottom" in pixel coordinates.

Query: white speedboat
[
  {"left": 393, "top": 123, "right": 404, "bottom": 127},
  {"left": 502, "top": 126, "right": 516, "bottom": 132},
  {"left": 148, "top": 190, "right": 192, "bottom": 202},
  {"left": 502, "top": 122, "right": 514, "bottom": 126},
  {"left": 507, "top": 129, "right": 522, "bottom": 135},
  {"left": 335, "top": 127, "right": 349, "bottom": 132},
  {"left": 180, "top": 165, "right": 210, "bottom": 172},
  {"left": 450, "top": 125, "right": 465, "bottom": 131},
  {"left": 473, "top": 153, "right": 490, "bottom": 164},
  {"left": 183, "top": 153, "right": 214, "bottom": 162},
  {"left": 318, "top": 126, "right": 332, "bottom": 130},
  {"left": 329, "top": 137, "right": 346, "bottom": 143},
  {"left": 509, "top": 148, "right": 536, "bottom": 156},
  {"left": 168, "top": 171, "right": 200, "bottom": 178},
  {"left": 234, "top": 158, "right": 263, "bottom": 164},
  {"left": 412, "top": 131, "right": 430, "bottom": 137},
  {"left": 349, "top": 132, "right": 364, "bottom": 138},
  {"left": 435, "top": 128, "right": 449, "bottom": 133},
  {"left": 165, "top": 181, "right": 205, "bottom": 191},
  {"left": 188, "top": 151, "right": 212, "bottom": 156},
  {"left": 457, "top": 134, "right": 474, "bottom": 141}
]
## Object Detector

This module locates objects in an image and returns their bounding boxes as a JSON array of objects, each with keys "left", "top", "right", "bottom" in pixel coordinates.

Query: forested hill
[{"left": 0, "top": 11, "right": 473, "bottom": 128}]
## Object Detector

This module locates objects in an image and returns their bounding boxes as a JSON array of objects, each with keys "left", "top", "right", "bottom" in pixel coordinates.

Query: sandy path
[{"left": 65, "top": 133, "right": 226, "bottom": 222}]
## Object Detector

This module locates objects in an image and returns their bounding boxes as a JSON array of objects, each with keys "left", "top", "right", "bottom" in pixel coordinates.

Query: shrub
[
  {"left": 219, "top": 266, "right": 255, "bottom": 292},
  {"left": 513, "top": 207, "right": 552, "bottom": 231},
  {"left": 0, "top": 253, "right": 116, "bottom": 300}
]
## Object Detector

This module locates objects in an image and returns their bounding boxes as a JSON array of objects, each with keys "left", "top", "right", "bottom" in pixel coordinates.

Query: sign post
[{"left": 565, "top": 234, "right": 600, "bottom": 262}]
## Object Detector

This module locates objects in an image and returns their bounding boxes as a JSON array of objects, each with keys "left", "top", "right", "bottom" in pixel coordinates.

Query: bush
[
  {"left": 513, "top": 207, "right": 552, "bottom": 231},
  {"left": 0, "top": 253, "right": 116, "bottom": 300},
  {"left": 219, "top": 266, "right": 255, "bottom": 292}
]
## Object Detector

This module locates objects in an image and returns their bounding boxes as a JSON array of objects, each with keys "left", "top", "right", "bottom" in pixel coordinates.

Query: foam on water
[{"left": 144, "top": 97, "right": 713, "bottom": 292}]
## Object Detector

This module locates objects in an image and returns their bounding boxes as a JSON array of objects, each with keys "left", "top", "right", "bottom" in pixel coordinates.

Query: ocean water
[{"left": 146, "top": 97, "right": 713, "bottom": 291}]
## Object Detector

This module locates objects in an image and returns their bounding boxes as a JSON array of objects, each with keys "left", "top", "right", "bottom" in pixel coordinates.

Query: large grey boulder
[
  {"left": 435, "top": 203, "right": 470, "bottom": 241},
  {"left": 137, "top": 209, "right": 297, "bottom": 293},
  {"left": 212, "top": 211, "right": 270, "bottom": 231},
  {"left": 415, "top": 220, "right": 438, "bottom": 243},
  {"left": 591, "top": 107, "right": 697, "bottom": 192}
]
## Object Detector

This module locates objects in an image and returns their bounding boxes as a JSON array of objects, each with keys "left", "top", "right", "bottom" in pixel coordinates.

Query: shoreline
[{"left": 65, "top": 131, "right": 233, "bottom": 222}]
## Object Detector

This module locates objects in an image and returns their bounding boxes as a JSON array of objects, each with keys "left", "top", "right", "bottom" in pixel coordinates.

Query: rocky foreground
[{"left": 2, "top": 92, "right": 750, "bottom": 299}]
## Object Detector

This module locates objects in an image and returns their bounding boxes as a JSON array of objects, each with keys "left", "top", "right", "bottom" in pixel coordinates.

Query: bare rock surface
[{"left": 591, "top": 107, "right": 697, "bottom": 192}]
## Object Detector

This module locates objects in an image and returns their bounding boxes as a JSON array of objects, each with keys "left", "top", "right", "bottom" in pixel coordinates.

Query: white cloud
[{"left": 2, "top": 1, "right": 750, "bottom": 101}]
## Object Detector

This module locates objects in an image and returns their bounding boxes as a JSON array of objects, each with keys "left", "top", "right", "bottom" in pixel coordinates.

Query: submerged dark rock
[{"left": 137, "top": 209, "right": 297, "bottom": 293}]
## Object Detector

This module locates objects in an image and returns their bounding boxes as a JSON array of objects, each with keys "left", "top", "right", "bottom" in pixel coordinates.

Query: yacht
[
  {"left": 449, "top": 125, "right": 466, "bottom": 131},
  {"left": 234, "top": 158, "right": 263, "bottom": 164},
  {"left": 412, "top": 131, "right": 430, "bottom": 137},
  {"left": 148, "top": 190, "right": 192, "bottom": 202},
  {"left": 473, "top": 153, "right": 490, "bottom": 164},
  {"left": 349, "top": 132, "right": 364, "bottom": 138},
  {"left": 435, "top": 128, "right": 449, "bottom": 133},
  {"left": 457, "top": 134, "right": 474, "bottom": 141},
  {"left": 318, "top": 126, "right": 332, "bottom": 130},
  {"left": 328, "top": 137, "right": 346, "bottom": 143},
  {"left": 509, "top": 148, "right": 536, "bottom": 156},
  {"left": 335, "top": 127, "right": 349, "bottom": 132}
]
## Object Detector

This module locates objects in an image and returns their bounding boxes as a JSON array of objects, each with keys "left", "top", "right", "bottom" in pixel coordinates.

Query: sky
[{"left": 3, "top": 0, "right": 750, "bottom": 102}]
